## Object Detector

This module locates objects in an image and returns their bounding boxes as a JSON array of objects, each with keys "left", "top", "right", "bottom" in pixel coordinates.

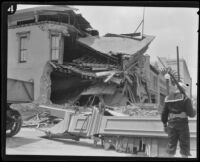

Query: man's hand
[{"left": 164, "top": 126, "right": 168, "bottom": 133}]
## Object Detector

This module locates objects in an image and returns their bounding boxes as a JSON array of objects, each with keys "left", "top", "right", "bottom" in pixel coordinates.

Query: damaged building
[
  {"left": 8, "top": 5, "right": 98, "bottom": 104},
  {"left": 8, "top": 5, "right": 170, "bottom": 109},
  {"left": 6, "top": 6, "right": 196, "bottom": 157}
]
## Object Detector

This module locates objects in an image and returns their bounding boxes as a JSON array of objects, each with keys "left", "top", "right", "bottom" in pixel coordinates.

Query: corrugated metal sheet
[
  {"left": 77, "top": 34, "right": 155, "bottom": 56},
  {"left": 81, "top": 83, "right": 116, "bottom": 95}
]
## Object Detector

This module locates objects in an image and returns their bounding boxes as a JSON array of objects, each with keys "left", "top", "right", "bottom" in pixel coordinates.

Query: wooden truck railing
[{"left": 38, "top": 104, "right": 197, "bottom": 157}]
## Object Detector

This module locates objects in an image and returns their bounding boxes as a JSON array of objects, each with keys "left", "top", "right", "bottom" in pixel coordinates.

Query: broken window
[
  {"left": 16, "top": 31, "right": 30, "bottom": 63},
  {"left": 50, "top": 34, "right": 60, "bottom": 61}
]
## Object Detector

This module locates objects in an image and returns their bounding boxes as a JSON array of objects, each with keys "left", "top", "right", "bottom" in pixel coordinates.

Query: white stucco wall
[{"left": 7, "top": 24, "right": 50, "bottom": 100}]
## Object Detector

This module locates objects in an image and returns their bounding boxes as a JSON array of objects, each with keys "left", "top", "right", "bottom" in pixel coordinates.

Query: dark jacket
[{"left": 161, "top": 93, "right": 196, "bottom": 126}]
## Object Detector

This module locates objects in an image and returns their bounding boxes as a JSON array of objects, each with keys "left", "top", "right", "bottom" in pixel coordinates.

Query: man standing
[{"left": 161, "top": 82, "right": 196, "bottom": 158}]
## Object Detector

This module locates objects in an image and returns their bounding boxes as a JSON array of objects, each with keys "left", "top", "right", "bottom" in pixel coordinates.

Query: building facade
[
  {"left": 7, "top": 6, "right": 98, "bottom": 102},
  {"left": 142, "top": 54, "right": 171, "bottom": 108},
  {"left": 8, "top": 5, "right": 172, "bottom": 108}
]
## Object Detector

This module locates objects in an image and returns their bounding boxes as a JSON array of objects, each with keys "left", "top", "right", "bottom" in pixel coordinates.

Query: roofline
[
  {"left": 77, "top": 34, "right": 155, "bottom": 56},
  {"left": 8, "top": 20, "right": 82, "bottom": 34},
  {"left": 15, "top": 5, "right": 78, "bottom": 15},
  {"left": 77, "top": 40, "right": 119, "bottom": 62}
]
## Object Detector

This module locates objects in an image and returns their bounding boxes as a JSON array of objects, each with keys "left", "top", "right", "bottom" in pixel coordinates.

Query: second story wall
[{"left": 8, "top": 24, "right": 51, "bottom": 100}]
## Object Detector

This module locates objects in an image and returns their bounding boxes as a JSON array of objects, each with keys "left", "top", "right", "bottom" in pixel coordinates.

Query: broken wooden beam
[
  {"left": 104, "top": 72, "right": 116, "bottom": 83},
  {"left": 105, "top": 33, "right": 141, "bottom": 39},
  {"left": 39, "top": 104, "right": 75, "bottom": 118},
  {"left": 95, "top": 71, "right": 117, "bottom": 77}
]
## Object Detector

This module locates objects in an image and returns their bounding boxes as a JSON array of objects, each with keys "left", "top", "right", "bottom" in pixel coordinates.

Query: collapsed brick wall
[{"left": 35, "top": 62, "right": 53, "bottom": 104}]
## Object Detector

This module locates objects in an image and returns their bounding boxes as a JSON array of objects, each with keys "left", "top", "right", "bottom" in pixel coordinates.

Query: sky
[{"left": 16, "top": 5, "right": 199, "bottom": 97}]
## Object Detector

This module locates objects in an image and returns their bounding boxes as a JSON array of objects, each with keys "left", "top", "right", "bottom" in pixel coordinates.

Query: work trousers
[{"left": 166, "top": 120, "right": 191, "bottom": 156}]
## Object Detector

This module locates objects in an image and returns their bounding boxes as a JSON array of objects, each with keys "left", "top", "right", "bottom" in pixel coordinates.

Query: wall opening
[{"left": 50, "top": 71, "right": 92, "bottom": 105}]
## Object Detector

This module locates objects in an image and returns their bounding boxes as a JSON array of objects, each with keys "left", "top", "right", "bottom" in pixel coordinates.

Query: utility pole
[
  {"left": 133, "top": 7, "right": 145, "bottom": 39},
  {"left": 176, "top": 46, "right": 180, "bottom": 82},
  {"left": 141, "top": 7, "right": 145, "bottom": 38}
]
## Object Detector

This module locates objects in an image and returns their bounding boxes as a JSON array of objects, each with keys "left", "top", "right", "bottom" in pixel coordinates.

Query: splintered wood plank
[
  {"left": 135, "top": 137, "right": 140, "bottom": 151},
  {"left": 145, "top": 138, "right": 151, "bottom": 157},
  {"left": 151, "top": 138, "right": 158, "bottom": 157},
  {"left": 39, "top": 104, "right": 74, "bottom": 118},
  {"left": 127, "top": 137, "right": 134, "bottom": 153},
  {"left": 121, "top": 137, "right": 129, "bottom": 152}
]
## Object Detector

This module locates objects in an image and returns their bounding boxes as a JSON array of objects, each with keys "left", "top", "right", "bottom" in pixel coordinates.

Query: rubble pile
[
  {"left": 122, "top": 107, "right": 160, "bottom": 117},
  {"left": 10, "top": 31, "right": 157, "bottom": 128},
  {"left": 47, "top": 33, "right": 154, "bottom": 106},
  {"left": 15, "top": 103, "right": 95, "bottom": 128},
  {"left": 10, "top": 103, "right": 63, "bottom": 128},
  {"left": 10, "top": 103, "right": 40, "bottom": 121},
  {"left": 105, "top": 105, "right": 160, "bottom": 117},
  {"left": 49, "top": 51, "right": 149, "bottom": 106},
  {"left": 22, "top": 111, "right": 62, "bottom": 128}
]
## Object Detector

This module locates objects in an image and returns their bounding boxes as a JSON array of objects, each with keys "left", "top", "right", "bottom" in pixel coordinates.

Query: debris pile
[
  {"left": 48, "top": 34, "right": 154, "bottom": 108},
  {"left": 10, "top": 103, "right": 40, "bottom": 121},
  {"left": 10, "top": 103, "right": 63, "bottom": 128},
  {"left": 17, "top": 33, "right": 157, "bottom": 127},
  {"left": 10, "top": 22, "right": 157, "bottom": 127},
  {"left": 105, "top": 104, "right": 160, "bottom": 117},
  {"left": 122, "top": 107, "right": 160, "bottom": 117},
  {"left": 22, "top": 111, "right": 62, "bottom": 128}
]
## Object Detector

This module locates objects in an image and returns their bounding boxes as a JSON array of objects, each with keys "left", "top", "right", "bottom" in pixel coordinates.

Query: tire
[{"left": 6, "top": 109, "right": 22, "bottom": 137}]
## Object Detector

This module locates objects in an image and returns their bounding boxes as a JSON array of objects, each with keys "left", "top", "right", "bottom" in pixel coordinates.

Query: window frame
[
  {"left": 19, "top": 36, "right": 28, "bottom": 63},
  {"left": 16, "top": 31, "right": 30, "bottom": 63},
  {"left": 50, "top": 34, "right": 60, "bottom": 61}
]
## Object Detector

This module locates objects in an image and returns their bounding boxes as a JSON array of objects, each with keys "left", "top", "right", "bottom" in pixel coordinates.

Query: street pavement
[
  {"left": 6, "top": 128, "right": 135, "bottom": 157},
  {"left": 5, "top": 128, "right": 196, "bottom": 158}
]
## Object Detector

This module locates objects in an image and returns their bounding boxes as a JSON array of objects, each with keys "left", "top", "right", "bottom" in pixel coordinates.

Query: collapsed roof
[
  {"left": 77, "top": 34, "right": 155, "bottom": 56},
  {"left": 49, "top": 32, "right": 155, "bottom": 106}
]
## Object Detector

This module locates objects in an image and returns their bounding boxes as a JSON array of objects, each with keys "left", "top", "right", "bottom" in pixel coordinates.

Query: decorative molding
[{"left": 16, "top": 31, "right": 31, "bottom": 40}]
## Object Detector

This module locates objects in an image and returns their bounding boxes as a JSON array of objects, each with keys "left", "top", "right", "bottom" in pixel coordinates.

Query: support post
[
  {"left": 141, "top": 7, "right": 145, "bottom": 38},
  {"left": 176, "top": 46, "right": 180, "bottom": 82}
]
